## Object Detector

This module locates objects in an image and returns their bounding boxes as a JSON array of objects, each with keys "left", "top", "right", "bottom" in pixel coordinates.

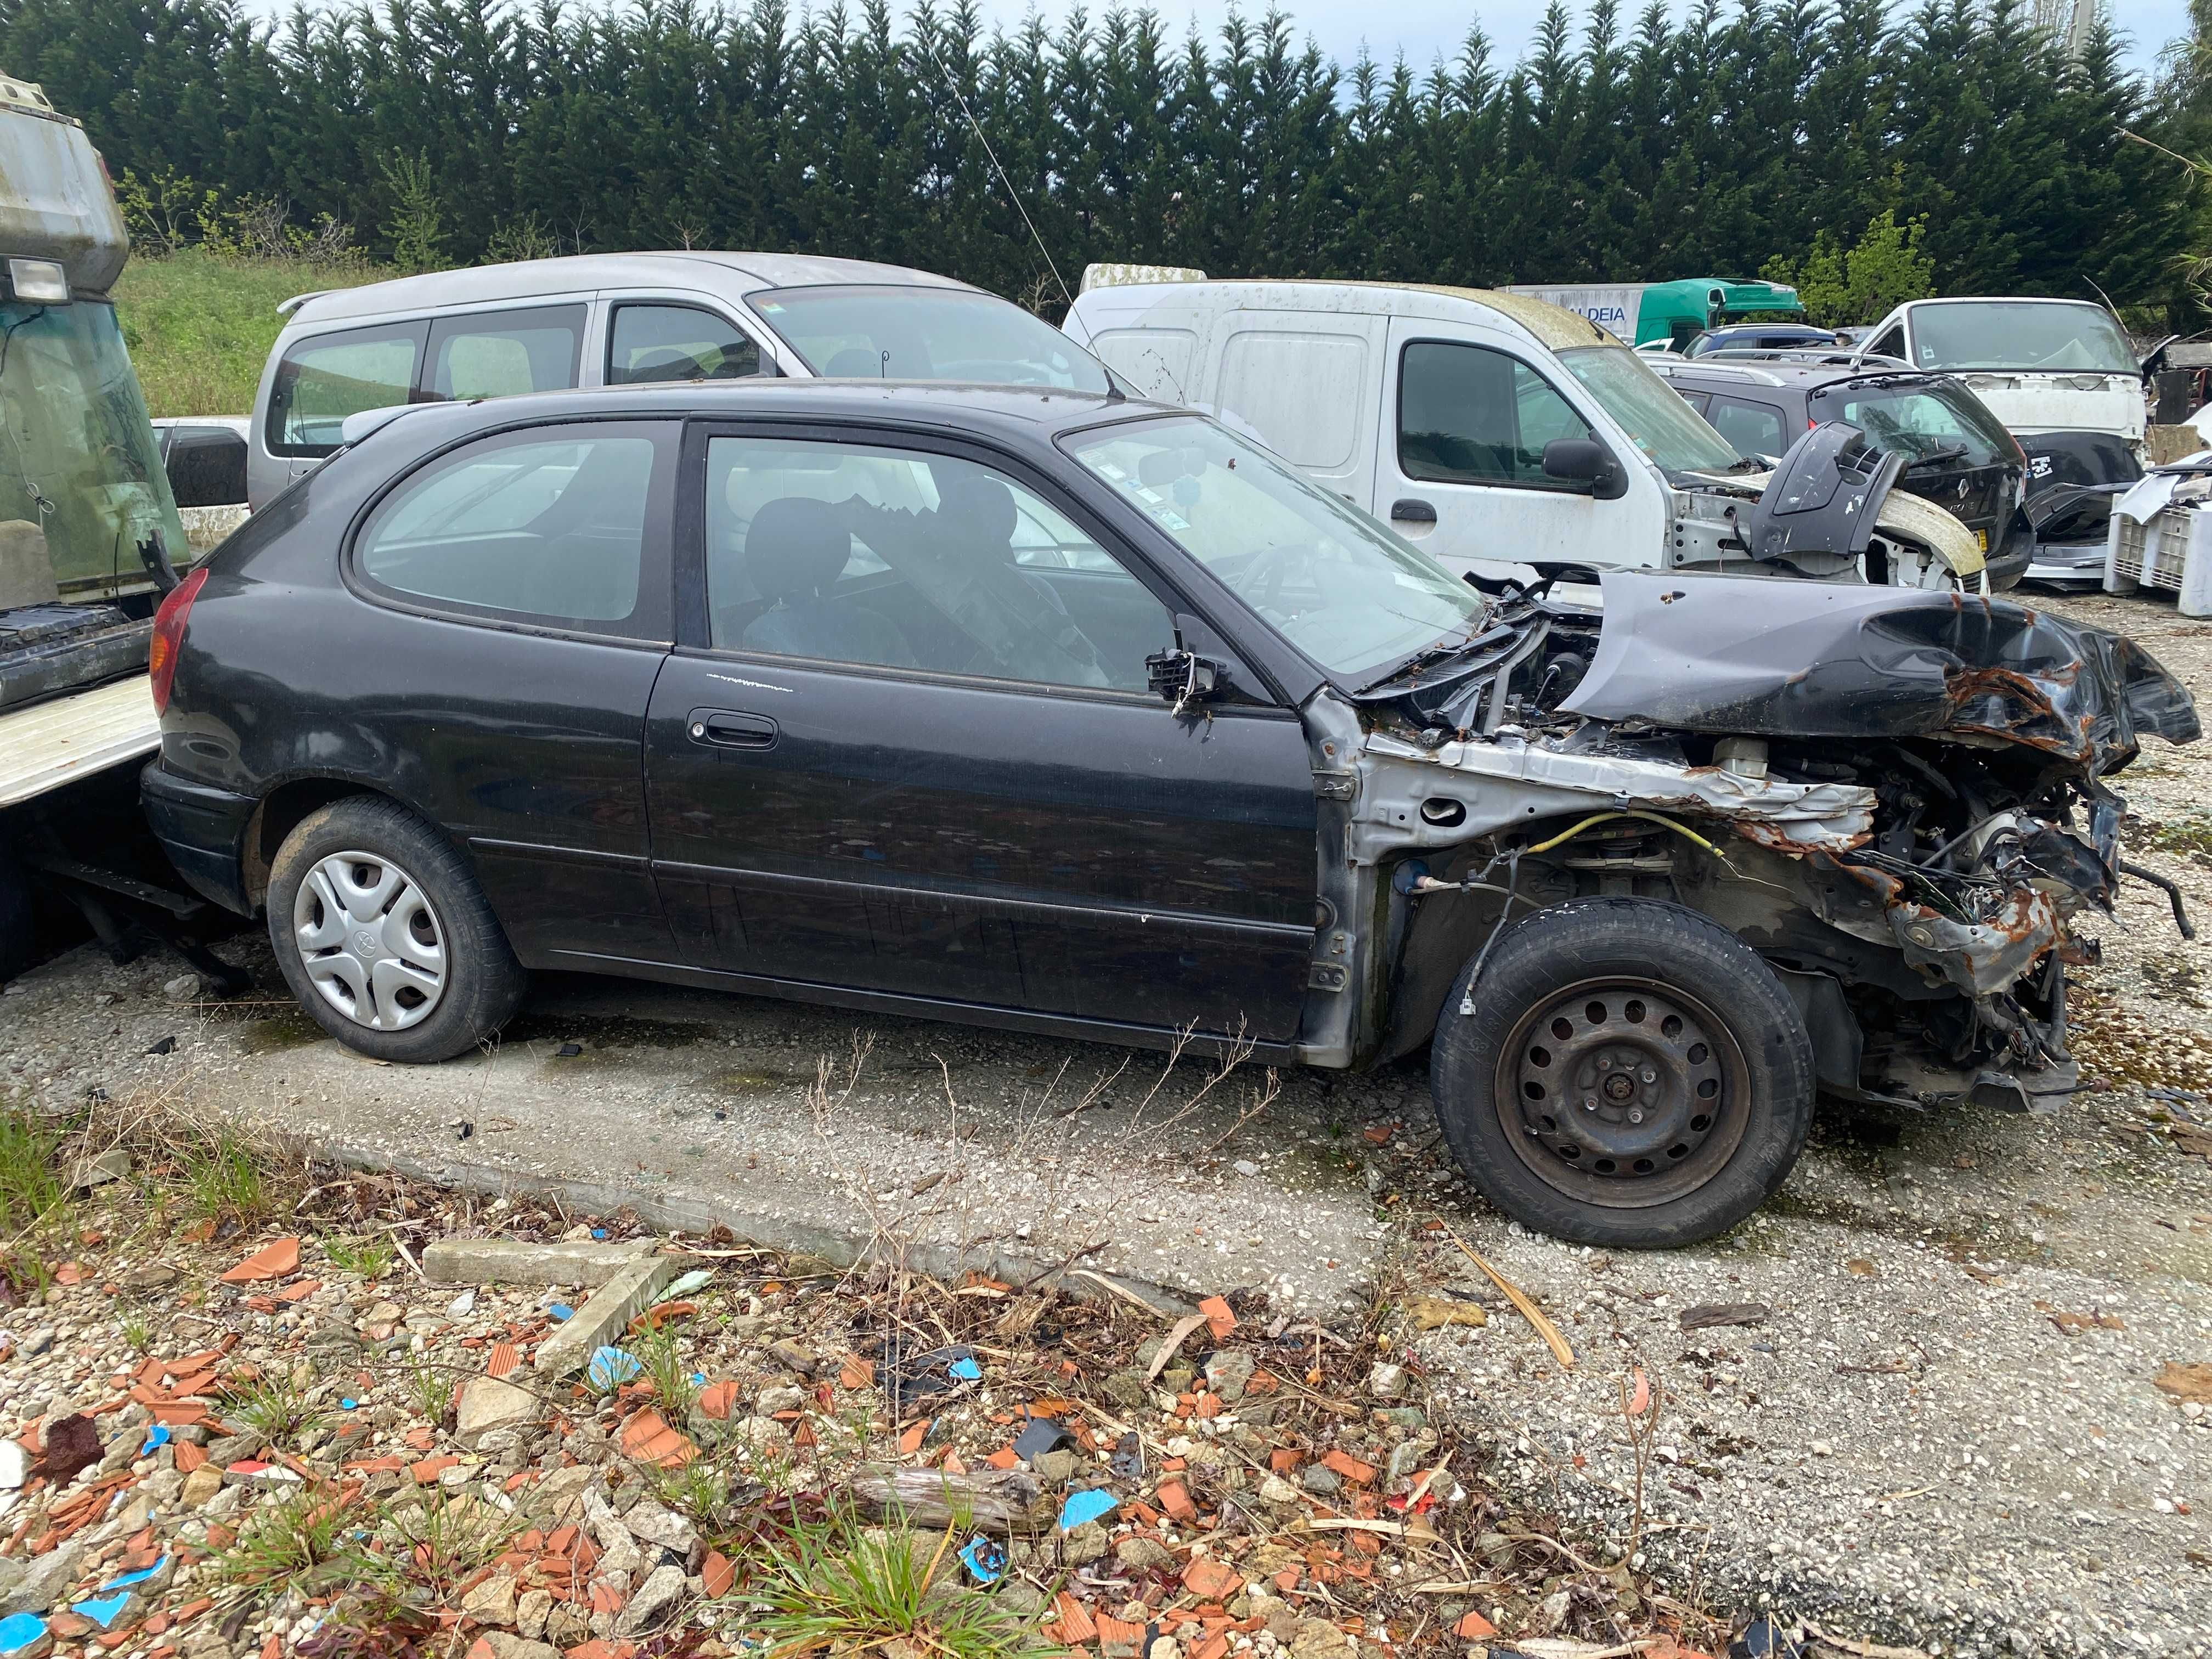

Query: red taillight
[{"left": 148, "top": 567, "right": 208, "bottom": 715}]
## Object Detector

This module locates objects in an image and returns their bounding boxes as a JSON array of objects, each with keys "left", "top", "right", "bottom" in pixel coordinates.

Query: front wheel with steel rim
[
  {"left": 1431, "top": 897, "right": 1815, "bottom": 1248},
  {"left": 268, "top": 797, "right": 527, "bottom": 1063}
]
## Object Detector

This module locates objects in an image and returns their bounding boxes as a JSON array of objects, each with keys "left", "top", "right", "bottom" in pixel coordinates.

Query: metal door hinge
[
  {"left": 1312, "top": 771, "right": 1357, "bottom": 801},
  {"left": 1308, "top": 963, "right": 1348, "bottom": 992}
]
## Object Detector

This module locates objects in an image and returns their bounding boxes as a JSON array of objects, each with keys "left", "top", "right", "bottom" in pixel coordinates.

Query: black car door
[
  {"left": 641, "top": 421, "right": 1318, "bottom": 1042},
  {"left": 343, "top": 417, "right": 682, "bottom": 965}
]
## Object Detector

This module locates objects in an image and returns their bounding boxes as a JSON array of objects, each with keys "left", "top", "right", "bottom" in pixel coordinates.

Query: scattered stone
[
  {"left": 455, "top": 1376, "right": 541, "bottom": 1449},
  {"left": 535, "top": 1256, "right": 681, "bottom": 1378},
  {"left": 482, "top": 1637, "right": 558, "bottom": 1659},
  {"left": 65, "top": 1149, "right": 130, "bottom": 1192},
  {"left": 421, "top": 1238, "right": 659, "bottom": 1286},
  {"left": 0, "top": 1545, "right": 83, "bottom": 1618},
  {"left": 460, "top": 1574, "right": 519, "bottom": 1628},
  {"left": 1204, "top": 1348, "right": 1256, "bottom": 1404},
  {"left": 614, "top": 1565, "right": 686, "bottom": 1635},
  {"left": 1300, "top": 1464, "right": 1342, "bottom": 1496},
  {"left": 1367, "top": 1362, "right": 1406, "bottom": 1400},
  {"left": 162, "top": 974, "right": 202, "bottom": 1003},
  {"left": 1116, "top": 1535, "right": 1176, "bottom": 1571}
]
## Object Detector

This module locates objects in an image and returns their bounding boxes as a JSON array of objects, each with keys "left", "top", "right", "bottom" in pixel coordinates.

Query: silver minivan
[{"left": 247, "top": 252, "right": 1114, "bottom": 507}]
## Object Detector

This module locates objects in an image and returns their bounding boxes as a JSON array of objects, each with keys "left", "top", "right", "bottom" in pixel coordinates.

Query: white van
[
  {"left": 247, "top": 252, "right": 1113, "bottom": 508},
  {"left": 1852, "top": 297, "right": 2147, "bottom": 458},
  {"left": 1063, "top": 271, "right": 1979, "bottom": 588}
]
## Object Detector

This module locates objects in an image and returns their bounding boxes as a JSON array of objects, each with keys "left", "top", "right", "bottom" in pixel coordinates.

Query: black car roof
[{"left": 345, "top": 380, "right": 1180, "bottom": 464}]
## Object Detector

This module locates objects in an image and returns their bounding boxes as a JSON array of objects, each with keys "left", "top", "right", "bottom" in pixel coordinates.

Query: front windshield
[
  {"left": 0, "top": 300, "right": 186, "bottom": 599},
  {"left": 1808, "top": 379, "right": 2016, "bottom": 467},
  {"left": 1908, "top": 303, "right": 2136, "bottom": 375},
  {"left": 1064, "top": 415, "right": 1488, "bottom": 680},
  {"left": 1556, "top": 345, "right": 1745, "bottom": 473},
  {"left": 751, "top": 285, "right": 1112, "bottom": 391}
]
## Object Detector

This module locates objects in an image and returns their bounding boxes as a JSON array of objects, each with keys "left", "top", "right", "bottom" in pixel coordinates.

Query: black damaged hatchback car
[{"left": 142, "top": 382, "right": 2194, "bottom": 1248}]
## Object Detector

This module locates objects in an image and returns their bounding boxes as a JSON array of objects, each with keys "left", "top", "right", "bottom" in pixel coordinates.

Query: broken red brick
[
  {"left": 1051, "top": 1594, "right": 1097, "bottom": 1644},
  {"left": 838, "top": 1355, "right": 874, "bottom": 1389},
  {"left": 1157, "top": 1480, "right": 1197, "bottom": 1521},
  {"left": 896, "top": 1420, "right": 929, "bottom": 1456},
  {"left": 221, "top": 1237, "right": 301, "bottom": 1284},
  {"left": 701, "top": 1550, "right": 735, "bottom": 1599},
  {"left": 1321, "top": 1449, "right": 1376, "bottom": 1485},
  {"left": 411, "top": 1456, "right": 459, "bottom": 1485},
  {"left": 1197, "top": 1295, "right": 1237, "bottom": 1339},
  {"left": 1183, "top": 1559, "right": 1243, "bottom": 1601},
  {"left": 984, "top": 1447, "right": 1019, "bottom": 1470},
  {"left": 487, "top": 1343, "right": 522, "bottom": 1379},
  {"left": 697, "top": 1381, "right": 740, "bottom": 1420},
  {"left": 1454, "top": 1612, "right": 1497, "bottom": 1639}
]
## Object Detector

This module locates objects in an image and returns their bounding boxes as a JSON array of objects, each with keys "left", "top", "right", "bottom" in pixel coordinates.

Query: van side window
[
  {"left": 1398, "top": 342, "right": 1595, "bottom": 489},
  {"left": 267, "top": 321, "right": 428, "bottom": 458},
  {"left": 1870, "top": 326, "right": 1905, "bottom": 360},
  {"left": 354, "top": 422, "right": 672, "bottom": 638},
  {"left": 608, "top": 305, "right": 763, "bottom": 383},
  {"left": 424, "top": 306, "right": 585, "bottom": 401},
  {"left": 163, "top": 426, "right": 249, "bottom": 508},
  {"left": 1706, "top": 396, "right": 1787, "bottom": 460}
]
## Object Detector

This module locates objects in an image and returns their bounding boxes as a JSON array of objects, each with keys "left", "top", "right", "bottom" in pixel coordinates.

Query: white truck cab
[{"left": 1063, "top": 270, "right": 1980, "bottom": 589}]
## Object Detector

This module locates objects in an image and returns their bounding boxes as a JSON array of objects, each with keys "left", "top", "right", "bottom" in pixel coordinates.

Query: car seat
[{"left": 739, "top": 497, "right": 917, "bottom": 667}]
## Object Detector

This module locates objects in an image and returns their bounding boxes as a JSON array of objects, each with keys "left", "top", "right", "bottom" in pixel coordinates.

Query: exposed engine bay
[{"left": 1302, "top": 571, "right": 2200, "bottom": 1112}]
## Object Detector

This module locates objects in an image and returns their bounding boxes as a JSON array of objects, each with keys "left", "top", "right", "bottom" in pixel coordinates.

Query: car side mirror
[
  {"left": 1543, "top": 437, "right": 1628, "bottom": 501},
  {"left": 1147, "top": 647, "right": 1224, "bottom": 707}
]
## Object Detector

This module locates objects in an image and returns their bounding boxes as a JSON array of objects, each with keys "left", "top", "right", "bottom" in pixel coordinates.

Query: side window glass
[
  {"left": 267, "top": 323, "right": 426, "bottom": 458},
  {"left": 424, "top": 306, "right": 584, "bottom": 401},
  {"left": 1707, "top": 397, "right": 1787, "bottom": 459},
  {"left": 1399, "top": 341, "right": 1595, "bottom": 488},
  {"left": 1871, "top": 326, "right": 1905, "bottom": 360},
  {"left": 704, "top": 436, "right": 1171, "bottom": 692},
  {"left": 1674, "top": 389, "right": 1712, "bottom": 415},
  {"left": 608, "top": 305, "right": 763, "bottom": 383},
  {"left": 165, "top": 426, "right": 249, "bottom": 507},
  {"left": 357, "top": 425, "right": 663, "bottom": 631}
]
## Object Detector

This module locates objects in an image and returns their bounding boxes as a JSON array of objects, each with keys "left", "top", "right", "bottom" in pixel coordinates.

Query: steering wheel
[{"left": 1245, "top": 543, "right": 1323, "bottom": 619}]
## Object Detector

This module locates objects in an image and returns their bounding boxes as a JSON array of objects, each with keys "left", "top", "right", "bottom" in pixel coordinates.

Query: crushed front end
[{"left": 1328, "top": 572, "right": 2199, "bottom": 1113}]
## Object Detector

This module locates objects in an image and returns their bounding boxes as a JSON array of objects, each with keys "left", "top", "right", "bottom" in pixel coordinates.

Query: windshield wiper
[{"left": 1903, "top": 443, "right": 1971, "bottom": 469}]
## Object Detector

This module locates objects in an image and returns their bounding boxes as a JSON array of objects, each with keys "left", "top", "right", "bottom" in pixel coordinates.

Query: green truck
[{"left": 1498, "top": 278, "right": 1806, "bottom": 349}]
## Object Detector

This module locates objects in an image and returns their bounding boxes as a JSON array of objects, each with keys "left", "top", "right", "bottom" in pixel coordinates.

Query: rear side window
[
  {"left": 1398, "top": 341, "right": 1594, "bottom": 489},
  {"left": 354, "top": 422, "right": 673, "bottom": 637},
  {"left": 1672, "top": 388, "right": 1712, "bottom": 415},
  {"left": 1706, "top": 396, "right": 1788, "bottom": 459},
  {"left": 267, "top": 321, "right": 427, "bottom": 458},
  {"left": 608, "top": 304, "right": 763, "bottom": 383},
  {"left": 424, "top": 306, "right": 584, "bottom": 400},
  {"left": 163, "top": 426, "right": 249, "bottom": 507}
]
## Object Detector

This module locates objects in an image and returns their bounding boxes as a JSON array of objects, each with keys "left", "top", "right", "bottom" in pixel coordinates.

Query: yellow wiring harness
[{"left": 1522, "top": 809, "right": 1726, "bottom": 859}]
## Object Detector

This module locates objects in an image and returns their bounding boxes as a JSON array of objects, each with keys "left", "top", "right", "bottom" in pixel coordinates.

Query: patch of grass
[
  {"left": 111, "top": 249, "right": 385, "bottom": 417},
  {"left": 380, "top": 1494, "right": 518, "bottom": 1600},
  {"left": 751, "top": 1505, "right": 1041, "bottom": 1659},
  {"left": 120, "top": 1312, "right": 155, "bottom": 1352},
  {"left": 0, "top": 1110, "right": 68, "bottom": 1234},
  {"left": 635, "top": 1321, "right": 698, "bottom": 1420},
  {"left": 403, "top": 1356, "right": 450, "bottom": 1424},
  {"left": 218, "top": 1368, "right": 331, "bottom": 1451},
  {"left": 182, "top": 1127, "right": 269, "bottom": 1226},
  {"left": 325, "top": 1235, "right": 396, "bottom": 1280},
  {"left": 218, "top": 1483, "right": 387, "bottom": 1593},
  {"left": 648, "top": 1459, "right": 736, "bottom": 1533}
]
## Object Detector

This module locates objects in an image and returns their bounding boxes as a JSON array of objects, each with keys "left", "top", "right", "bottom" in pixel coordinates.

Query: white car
[{"left": 150, "top": 416, "right": 250, "bottom": 554}]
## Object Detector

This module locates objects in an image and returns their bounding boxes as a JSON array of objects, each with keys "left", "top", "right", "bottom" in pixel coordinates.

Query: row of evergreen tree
[{"left": 0, "top": 0, "right": 2196, "bottom": 319}]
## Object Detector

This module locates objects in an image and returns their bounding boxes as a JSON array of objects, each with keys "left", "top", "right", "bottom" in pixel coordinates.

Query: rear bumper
[{"left": 140, "top": 761, "right": 257, "bottom": 916}]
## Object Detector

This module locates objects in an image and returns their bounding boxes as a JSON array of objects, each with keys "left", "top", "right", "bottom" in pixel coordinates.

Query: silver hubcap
[{"left": 293, "top": 851, "right": 447, "bottom": 1031}]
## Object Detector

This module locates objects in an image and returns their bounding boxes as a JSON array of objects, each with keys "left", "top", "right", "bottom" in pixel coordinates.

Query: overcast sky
[{"left": 936, "top": 0, "right": 2181, "bottom": 81}]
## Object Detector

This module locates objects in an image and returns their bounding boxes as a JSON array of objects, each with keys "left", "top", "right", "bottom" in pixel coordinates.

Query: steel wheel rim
[
  {"left": 292, "top": 850, "right": 448, "bottom": 1031},
  {"left": 1492, "top": 975, "right": 1751, "bottom": 1209}
]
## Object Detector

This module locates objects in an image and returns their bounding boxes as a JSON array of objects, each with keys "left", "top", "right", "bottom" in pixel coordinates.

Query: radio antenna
[{"left": 923, "top": 31, "right": 1074, "bottom": 309}]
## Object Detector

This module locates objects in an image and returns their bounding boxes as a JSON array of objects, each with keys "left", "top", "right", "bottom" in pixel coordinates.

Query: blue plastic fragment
[
  {"left": 98, "top": 1558, "right": 168, "bottom": 1594},
  {"left": 690, "top": 1373, "right": 707, "bottom": 1387},
  {"left": 138, "top": 1423, "right": 170, "bottom": 1457},
  {"left": 548, "top": 1302, "right": 574, "bottom": 1322},
  {"left": 948, "top": 1356, "right": 982, "bottom": 1382},
  {"left": 590, "top": 1228, "right": 608, "bottom": 1240},
  {"left": 0, "top": 1613, "right": 49, "bottom": 1657},
  {"left": 71, "top": 1595, "right": 132, "bottom": 1631},
  {"left": 957, "top": 1534, "right": 1007, "bottom": 1585},
  {"left": 586, "top": 1345, "right": 642, "bottom": 1391},
  {"left": 340, "top": 1398, "right": 358, "bottom": 1410},
  {"left": 1059, "top": 1487, "right": 1117, "bottom": 1531}
]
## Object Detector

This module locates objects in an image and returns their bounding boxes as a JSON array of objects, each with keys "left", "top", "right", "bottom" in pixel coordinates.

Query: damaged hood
[{"left": 1558, "top": 571, "right": 2200, "bottom": 770}]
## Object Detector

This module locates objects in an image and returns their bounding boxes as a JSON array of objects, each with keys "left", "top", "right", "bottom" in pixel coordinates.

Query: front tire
[
  {"left": 1431, "top": 897, "right": 1814, "bottom": 1248},
  {"left": 267, "top": 797, "right": 527, "bottom": 1062}
]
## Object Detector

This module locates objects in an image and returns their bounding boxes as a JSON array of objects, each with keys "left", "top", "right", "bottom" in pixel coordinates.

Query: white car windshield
[
  {"left": 1064, "top": 415, "right": 1489, "bottom": 680},
  {"left": 1556, "top": 345, "right": 1746, "bottom": 475},
  {"left": 751, "top": 285, "right": 1112, "bottom": 391},
  {"left": 1907, "top": 303, "right": 2137, "bottom": 375}
]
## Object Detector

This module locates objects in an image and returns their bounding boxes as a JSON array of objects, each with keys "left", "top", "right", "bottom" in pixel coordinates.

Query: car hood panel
[{"left": 1557, "top": 571, "right": 2200, "bottom": 768}]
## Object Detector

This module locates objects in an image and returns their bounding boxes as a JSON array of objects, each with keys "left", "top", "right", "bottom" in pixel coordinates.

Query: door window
[
  {"left": 608, "top": 304, "right": 763, "bottom": 383},
  {"left": 163, "top": 425, "right": 249, "bottom": 507},
  {"left": 705, "top": 436, "right": 1172, "bottom": 691},
  {"left": 1672, "top": 388, "right": 1712, "bottom": 416},
  {"left": 1398, "top": 341, "right": 1595, "bottom": 489},
  {"left": 1870, "top": 325, "right": 1905, "bottom": 360},
  {"left": 356, "top": 423, "right": 671, "bottom": 635},
  {"left": 1706, "top": 396, "right": 1788, "bottom": 459},
  {"left": 424, "top": 306, "right": 584, "bottom": 400},
  {"left": 267, "top": 321, "right": 427, "bottom": 458}
]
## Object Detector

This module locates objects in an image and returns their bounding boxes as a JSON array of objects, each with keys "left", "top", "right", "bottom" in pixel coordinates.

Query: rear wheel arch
[{"left": 247, "top": 778, "right": 463, "bottom": 911}]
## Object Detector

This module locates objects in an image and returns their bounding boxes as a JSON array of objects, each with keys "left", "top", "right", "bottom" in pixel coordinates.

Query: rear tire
[
  {"left": 1431, "top": 897, "right": 1814, "bottom": 1248},
  {"left": 267, "top": 796, "right": 527, "bottom": 1062}
]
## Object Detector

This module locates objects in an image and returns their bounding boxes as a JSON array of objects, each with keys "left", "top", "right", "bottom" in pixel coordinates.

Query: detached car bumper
[{"left": 140, "top": 761, "right": 257, "bottom": 916}]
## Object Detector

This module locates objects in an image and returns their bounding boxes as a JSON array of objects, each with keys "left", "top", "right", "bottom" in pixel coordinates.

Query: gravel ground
[{"left": 4, "top": 586, "right": 2211, "bottom": 1658}]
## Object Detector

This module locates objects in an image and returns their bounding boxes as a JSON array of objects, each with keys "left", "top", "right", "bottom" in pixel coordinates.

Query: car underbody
[{"left": 1301, "top": 571, "right": 2200, "bottom": 1119}]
